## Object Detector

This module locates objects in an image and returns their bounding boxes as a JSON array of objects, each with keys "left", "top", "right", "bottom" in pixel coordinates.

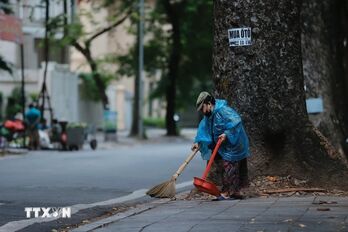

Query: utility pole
[
  {"left": 38, "top": 0, "right": 53, "bottom": 122},
  {"left": 137, "top": 0, "right": 144, "bottom": 139},
  {"left": 20, "top": 43, "right": 25, "bottom": 148}
]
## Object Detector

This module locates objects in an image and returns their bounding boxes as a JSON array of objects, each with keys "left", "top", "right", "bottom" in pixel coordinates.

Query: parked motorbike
[{"left": 0, "top": 119, "right": 26, "bottom": 148}]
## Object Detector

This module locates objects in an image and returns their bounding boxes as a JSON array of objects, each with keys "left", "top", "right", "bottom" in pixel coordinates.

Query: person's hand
[
  {"left": 191, "top": 143, "right": 199, "bottom": 151},
  {"left": 218, "top": 133, "right": 226, "bottom": 142}
]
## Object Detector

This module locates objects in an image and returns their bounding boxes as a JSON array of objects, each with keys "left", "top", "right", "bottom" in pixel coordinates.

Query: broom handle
[
  {"left": 172, "top": 148, "right": 199, "bottom": 180},
  {"left": 202, "top": 138, "right": 223, "bottom": 180}
]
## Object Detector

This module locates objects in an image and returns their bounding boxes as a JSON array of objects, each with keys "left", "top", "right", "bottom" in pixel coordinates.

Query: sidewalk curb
[{"left": 70, "top": 198, "right": 173, "bottom": 232}]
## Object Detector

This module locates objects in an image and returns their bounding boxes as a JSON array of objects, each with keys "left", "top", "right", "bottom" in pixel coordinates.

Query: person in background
[
  {"left": 38, "top": 118, "right": 49, "bottom": 131},
  {"left": 192, "top": 92, "right": 251, "bottom": 201},
  {"left": 25, "top": 103, "right": 41, "bottom": 150}
]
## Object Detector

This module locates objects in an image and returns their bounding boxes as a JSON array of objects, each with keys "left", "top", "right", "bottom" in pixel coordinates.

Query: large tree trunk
[
  {"left": 301, "top": 0, "right": 348, "bottom": 157},
  {"left": 130, "top": 72, "right": 140, "bottom": 136},
  {"left": 213, "top": 0, "right": 348, "bottom": 189},
  {"left": 163, "top": 0, "right": 181, "bottom": 136},
  {"left": 165, "top": 33, "right": 179, "bottom": 136},
  {"left": 129, "top": 19, "right": 141, "bottom": 137},
  {"left": 335, "top": 0, "right": 348, "bottom": 155}
]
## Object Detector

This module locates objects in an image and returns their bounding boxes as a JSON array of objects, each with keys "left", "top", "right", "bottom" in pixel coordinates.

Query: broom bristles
[{"left": 146, "top": 178, "right": 176, "bottom": 198}]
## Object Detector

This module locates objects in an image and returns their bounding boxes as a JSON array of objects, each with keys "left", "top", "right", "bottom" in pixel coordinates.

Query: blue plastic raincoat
[
  {"left": 25, "top": 107, "right": 41, "bottom": 129},
  {"left": 194, "top": 99, "right": 250, "bottom": 161}
]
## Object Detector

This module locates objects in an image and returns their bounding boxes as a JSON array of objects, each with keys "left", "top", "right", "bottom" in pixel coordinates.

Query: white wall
[
  {"left": 50, "top": 65, "right": 79, "bottom": 122},
  {"left": 0, "top": 41, "right": 17, "bottom": 64},
  {"left": 77, "top": 90, "right": 104, "bottom": 129}
]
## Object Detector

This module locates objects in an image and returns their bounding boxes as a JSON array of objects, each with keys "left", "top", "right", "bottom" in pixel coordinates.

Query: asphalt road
[{"left": 0, "top": 140, "right": 204, "bottom": 230}]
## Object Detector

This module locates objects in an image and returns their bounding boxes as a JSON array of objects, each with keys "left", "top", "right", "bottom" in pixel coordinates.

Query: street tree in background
[
  {"left": 213, "top": 0, "right": 348, "bottom": 189},
  {"left": 117, "top": 0, "right": 213, "bottom": 136},
  {"left": 0, "top": 0, "right": 11, "bottom": 14},
  {"left": 48, "top": 0, "right": 136, "bottom": 109},
  {"left": 159, "top": 0, "right": 186, "bottom": 136},
  {"left": 157, "top": 0, "right": 214, "bottom": 135}
]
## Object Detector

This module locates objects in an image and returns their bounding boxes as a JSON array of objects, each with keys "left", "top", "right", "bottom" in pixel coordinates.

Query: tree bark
[
  {"left": 213, "top": 0, "right": 348, "bottom": 189},
  {"left": 129, "top": 70, "right": 140, "bottom": 136},
  {"left": 163, "top": 0, "right": 184, "bottom": 136},
  {"left": 129, "top": 25, "right": 140, "bottom": 137},
  {"left": 301, "top": 0, "right": 348, "bottom": 158},
  {"left": 335, "top": 0, "right": 348, "bottom": 155}
]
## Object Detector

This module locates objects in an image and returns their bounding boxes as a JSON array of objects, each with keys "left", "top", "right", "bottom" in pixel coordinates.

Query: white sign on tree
[{"left": 228, "top": 27, "right": 252, "bottom": 47}]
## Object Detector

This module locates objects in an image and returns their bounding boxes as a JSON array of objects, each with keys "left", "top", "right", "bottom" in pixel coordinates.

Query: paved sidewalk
[{"left": 73, "top": 196, "right": 348, "bottom": 232}]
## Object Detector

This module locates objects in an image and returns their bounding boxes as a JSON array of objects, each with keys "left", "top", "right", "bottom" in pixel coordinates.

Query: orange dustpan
[{"left": 193, "top": 138, "right": 223, "bottom": 196}]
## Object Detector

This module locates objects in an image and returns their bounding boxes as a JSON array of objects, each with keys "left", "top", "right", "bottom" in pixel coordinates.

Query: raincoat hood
[{"left": 213, "top": 99, "right": 227, "bottom": 113}]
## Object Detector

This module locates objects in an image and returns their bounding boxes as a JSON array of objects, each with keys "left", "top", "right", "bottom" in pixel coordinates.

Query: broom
[{"left": 146, "top": 148, "right": 199, "bottom": 198}]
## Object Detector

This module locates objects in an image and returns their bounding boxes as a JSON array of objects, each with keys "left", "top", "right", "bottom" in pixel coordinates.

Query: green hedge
[
  {"left": 143, "top": 117, "right": 165, "bottom": 128},
  {"left": 67, "top": 122, "right": 87, "bottom": 128}
]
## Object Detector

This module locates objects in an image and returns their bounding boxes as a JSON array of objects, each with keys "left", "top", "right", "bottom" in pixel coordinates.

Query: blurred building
[
  {"left": 0, "top": 0, "right": 165, "bottom": 131},
  {"left": 0, "top": 0, "right": 76, "bottom": 122}
]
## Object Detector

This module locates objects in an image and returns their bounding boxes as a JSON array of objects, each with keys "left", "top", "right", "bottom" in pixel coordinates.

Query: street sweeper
[{"left": 192, "top": 91, "right": 251, "bottom": 201}]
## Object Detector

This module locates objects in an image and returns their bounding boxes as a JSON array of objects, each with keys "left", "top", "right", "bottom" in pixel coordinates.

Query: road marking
[{"left": 0, "top": 181, "right": 193, "bottom": 232}]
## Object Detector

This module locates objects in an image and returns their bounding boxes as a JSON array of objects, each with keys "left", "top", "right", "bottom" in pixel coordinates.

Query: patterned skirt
[{"left": 222, "top": 160, "right": 240, "bottom": 194}]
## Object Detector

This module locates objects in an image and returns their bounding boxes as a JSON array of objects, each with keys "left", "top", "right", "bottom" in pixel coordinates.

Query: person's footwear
[{"left": 212, "top": 195, "right": 236, "bottom": 201}]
